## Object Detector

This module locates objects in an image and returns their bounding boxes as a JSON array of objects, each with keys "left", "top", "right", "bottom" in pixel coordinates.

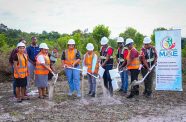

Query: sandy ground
[{"left": 0, "top": 75, "right": 186, "bottom": 122}]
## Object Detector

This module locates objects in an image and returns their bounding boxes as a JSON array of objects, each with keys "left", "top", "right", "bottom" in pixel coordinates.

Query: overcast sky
[{"left": 0, "top": 0, "right": 186, "bottom": 37}]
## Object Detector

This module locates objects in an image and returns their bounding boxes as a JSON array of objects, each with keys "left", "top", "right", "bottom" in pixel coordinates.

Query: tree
[
  {"left": 151, "top": 27, "right": 167, "bottom": 44},
  {"left": 57, "top": 35, "right": 71, "bottom": 51},
  {"left": 134, "top": 32, "right": 144, "bottom": 50},
  {"left": 72, "top": 29, "right": 83, "bottom": 36},
  {"left": 119, "top": 27, "right": 137, "bottom": 41},
  {"left": 0, "top": 23, "right": 8, "bottom": 32},
  {"left": 92, "top": 25, "right": 111, "bottom": 46},
  {"left": 119, "top": 27, "right": 144, "bottom": 50},
  {"left": 0, "top": 34, "right": 7, "bottom": 48}
]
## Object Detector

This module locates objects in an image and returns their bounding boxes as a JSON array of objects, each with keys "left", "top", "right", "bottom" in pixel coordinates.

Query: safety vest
[
  {"left": 14, "top": 53, "right": 28, "bottom": 78},
  {"left": 117, "top": 47, "right": 128, "bottom": 63},
  {"left": 84, "top": 52, "right": 99, "bottom": 74},
  {"left": 126, "top": 48, "right": 140, "bottom": 70},
  {"left": 100, "top": 46, "right": 114, "bottom": 65},
  {"left": 64, "top": 49, "right": 78, "bottom": 66},
  {"left": 35, "top": 52, "right": 50, "bottom": 75},
  {"left": 141, "top": 47, "right": 156, "bottom": 67}
]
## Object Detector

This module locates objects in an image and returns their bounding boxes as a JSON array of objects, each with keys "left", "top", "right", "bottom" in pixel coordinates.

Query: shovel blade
[{"left": 49, "top": 85, "right": 54, "bottom": 100}]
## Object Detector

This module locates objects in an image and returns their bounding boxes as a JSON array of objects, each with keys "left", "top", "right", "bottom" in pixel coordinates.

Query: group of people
[
  {"left": 9, "top": 35, "right": 157, "bottom": 103},
  {"left": 9, "top": 37, "right": 59, "bottom": 102}
]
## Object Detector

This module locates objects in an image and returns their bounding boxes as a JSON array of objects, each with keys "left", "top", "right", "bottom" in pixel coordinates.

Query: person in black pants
[
  {"left": 100, "top": 37, "right": 114, "bottom": 96},
  {"left": 125, "top": 38, "right": 141, "bottom": 99}
]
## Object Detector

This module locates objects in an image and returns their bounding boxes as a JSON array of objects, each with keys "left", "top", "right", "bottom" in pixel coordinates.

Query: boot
[{"left": 127, "top": 93, "right": 134, "bottom": 99}]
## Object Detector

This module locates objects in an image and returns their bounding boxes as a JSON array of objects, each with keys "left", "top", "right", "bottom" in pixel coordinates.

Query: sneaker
[
  {"left": 88, "top": 91, "right": 92, "bottom": 95},
  {"left": 68, "top": 92, "right": 73, "bottom": 96},
  {"left": 43, "top": 94, "right": 48, "bottom": 98},
  {"left": 143, "top": 91, "right": 147, "bottom": 96},
  {"left": 127, "top": 94, "right": 134, "bottom": 99},
  {"left": 110, "top": 92, "right": 113, "bottom": 97},
  {"left": 77, "top": 93, "right": 81, "bottom": 97},
  {"left": 21, "top": 97, "right": 30, "bottom": 100},
  {"left": 38, "top": 96, "right": 44, "bottom": 99},
  {"left": 17, "top": 99, "right": 22, "bottom": 103},
  {"left": 145, "top": 93, "right": 152, "bottom": 98},
  {"left": 91, "top": 93, "right": 95, "bottom": 97},
  {"left": 118, "top": 89, "right": 123, "bottom": 92},
  {"left": 123, "top": 91, "right": 127, "bottom": 94}
]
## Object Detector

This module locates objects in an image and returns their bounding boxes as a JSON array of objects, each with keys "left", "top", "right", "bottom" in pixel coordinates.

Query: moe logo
[
  {"left": 159, "top": 36, "right": 178, "bottom": 57},
  {"left": 161, "top": 36, "right": 176, "bottom": 50}
]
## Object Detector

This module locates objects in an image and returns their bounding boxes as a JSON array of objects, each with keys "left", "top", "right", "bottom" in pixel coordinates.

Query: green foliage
[
  {"left": 134, "top": 32, "right": 144, "bottom": 50},
  {"left": 1, "top": 23, "right": 186, "bottom": 59},
  {"left": 108, "top": 39, "right": 117, "bottom": 50},
  {"left": 0, "top": 34, "right": 7, "bottom": 48},
  {"left": 182, "top": 45, "right": 186, "bottom": 58},
  {"left": 181, "top": 38, "right": 186, "bottom": 49},
  {"left": 119, "top": 27, "right": 137, "bottom": 40},
  {"left": 92, "top": 24, "right": 111, "bottom": 48},
  {"left": 119, "top": 27, "right": 144, "bottom": 50},
  {"left": 57, "top": 35, "right": 71, "bottom": 51}
]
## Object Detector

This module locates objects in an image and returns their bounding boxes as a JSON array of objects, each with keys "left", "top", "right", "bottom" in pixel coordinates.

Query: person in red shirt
[
  {"left": 116, "top": 37, "right": 129, "bottom": 93},
  {"left": 125, "top": 38, "right": 141, "bottom": 99},
  {"left": 100, "top": 37, "right": 114, "bottom": 96}
]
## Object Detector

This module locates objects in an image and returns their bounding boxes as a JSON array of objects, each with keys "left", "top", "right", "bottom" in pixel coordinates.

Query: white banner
[{"left": 155, "top": 29, "right": 182, "bottom": 91}]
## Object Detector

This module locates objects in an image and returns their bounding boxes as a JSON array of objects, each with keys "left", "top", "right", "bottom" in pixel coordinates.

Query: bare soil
[{"left": 0, "top": 58, "right": 185, "bottom": 122}]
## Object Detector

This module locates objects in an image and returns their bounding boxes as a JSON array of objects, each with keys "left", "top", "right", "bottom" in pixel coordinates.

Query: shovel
[
  {"left": 48, "top": 73, "right": 58, "bottom": 100},
  {"left": 131, "top": 64, "right": 156, "bottom": 86},
  {"left": 67, "top": 66, "right": 99, "bottom": 79}
]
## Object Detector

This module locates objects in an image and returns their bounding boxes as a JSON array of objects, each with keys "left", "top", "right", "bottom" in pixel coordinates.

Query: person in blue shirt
[{"left": 26, "top": 37, "right": 40, "bottom": 93}]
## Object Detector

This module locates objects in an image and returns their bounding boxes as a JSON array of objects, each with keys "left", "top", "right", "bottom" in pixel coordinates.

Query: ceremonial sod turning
[{"left": 1, "top": 27, "right": 184, "bottom": 121}]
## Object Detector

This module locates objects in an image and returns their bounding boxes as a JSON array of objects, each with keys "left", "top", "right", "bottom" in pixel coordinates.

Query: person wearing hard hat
[
  {"left": 13, "top": 42, "right": 29, "bottom": 102},
  {"left": 9, "top": 39, "right": 27, "bottom": 98},
  {"left": 140, "top": 37, "right": 157, "bottom": 98},
  {"left": 35, "top": 43, "right": 54, "bottom": 99},
  {"left": 100, "top": 37, "right": 114, "bottom": 96},
  {"left": 61, "top": 39, "right": 81, "bottom": 97},
  {"left": 83, "top": 43, "right": 99, "bottom": 97},
  {"left": 116, "top": 37, "right": 129, "bottom": 93},
  {"left": 125, "top": 38, "right": 141, "bottom": 99}
]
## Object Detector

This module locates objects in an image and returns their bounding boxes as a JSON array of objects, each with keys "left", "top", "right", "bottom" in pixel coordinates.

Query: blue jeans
[
  {"left": 120, "top": 70, "right": 128, "bottom": 92},
  {"left": 11, "top": 66, "right": 16, "bottom": 97},
  {"left": 65, "top": 65, "right": 81, "bottom": 94},
  {"left": 87, "top": 74, "right": 96, "bottom": 93}
]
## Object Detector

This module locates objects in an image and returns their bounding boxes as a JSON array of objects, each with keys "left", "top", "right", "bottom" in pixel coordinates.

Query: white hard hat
[
  {"left": 68, "top": 39, "right": 75, "bottom": 45},
  {"left": 117, "top": 37, "right": 124, "bottom": 43},
  {"left": 143, "top": 37, "right": 152, "bottom": 44},
  {"left": 100, "top": 37, "right": 109, "bottom": 45},
  {"left": 17, "top": 42, "right": 25, "bottom": 47},
  {"left": 86, "top": 43, "right": 94, "bottom": 51},
  {"left": 39, "top": 43, "right": 49, "bottom": 49},
  {"left": 125, "top": 38, "right": 134, "bottom": 45}
]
